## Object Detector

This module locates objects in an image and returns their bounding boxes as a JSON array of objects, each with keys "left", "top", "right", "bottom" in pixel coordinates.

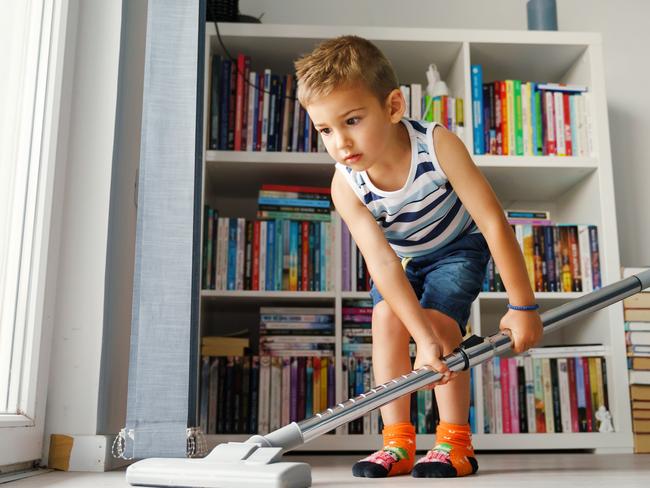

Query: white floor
[{"left": 4, "top": 453, "right": 650, "bottom": 487}]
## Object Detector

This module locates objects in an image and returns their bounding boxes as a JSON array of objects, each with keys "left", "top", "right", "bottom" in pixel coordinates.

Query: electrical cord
[{"left": 213, "top": 21, "right": 298, "bottom": 103}]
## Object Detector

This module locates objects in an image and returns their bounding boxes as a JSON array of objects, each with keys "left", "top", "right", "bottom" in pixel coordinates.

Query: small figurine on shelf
[{"left": 595, "top": 405, "right": 614, "bottom": 433}]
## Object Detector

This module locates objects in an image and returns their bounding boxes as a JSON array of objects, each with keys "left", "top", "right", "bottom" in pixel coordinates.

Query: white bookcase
[{"left": 199, "top": 23, "right": 632, "bottom": 453}]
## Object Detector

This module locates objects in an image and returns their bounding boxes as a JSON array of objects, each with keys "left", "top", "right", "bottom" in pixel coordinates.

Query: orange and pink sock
[
  {"left": 352, "top": 422, "right": 416, "bottom": 477},
  {"left": 412, "top": 421, "right": 478, "bottom": 478}
]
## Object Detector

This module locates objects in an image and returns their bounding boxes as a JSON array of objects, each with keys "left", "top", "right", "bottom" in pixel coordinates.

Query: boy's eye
[
  {"left": 346, "top": 117, "right": 360, "bottom": 125},
  {"left": 319, "top": 128, "right": 331, "bottom": 135}
]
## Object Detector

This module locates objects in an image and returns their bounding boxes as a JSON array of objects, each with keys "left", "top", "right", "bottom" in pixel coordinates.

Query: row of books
[
  {"left": 198, "top": 352, "right": 477, "bottom": 436},
  {"left": 471, "top": 65, "right": 594, "bottom": 157},
  {"left": 340, "top": 355, "right": 477, "bottom": 434},
  {"left": 485, "top": 218, "right": 602, "bottom": 293},
  {"left": 201, "top": 211, "right": 336, "bottom": 291},
  {"left": 208, "top": 54, "right": 325, "bottom": 153},
  {"left": 341, "top": 211, "right": 602, "bottom": 295},
  {"left": 398, "top": 83, "right": 465, "bottom": 137},
  {"left": 199, "top": 354, "right": 336, "bottom": 435},
  {"left": 340, "top": 222, "right": 371, "bottom": 292},
  {"left": 482, "top": 348, "right": 609, "bottom": 434},
  {"left": 258, "top": 307, "right": 335, "bottom": 356},
  {"left": 621, "top": 267, "right": 650, "bottom": 453}
]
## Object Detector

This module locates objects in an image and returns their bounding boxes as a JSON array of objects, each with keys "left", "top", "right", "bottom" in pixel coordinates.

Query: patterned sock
[
  {"left": 352, "top": 422, "right": 416, "bottom": 477},
  {"left": 412, "top": 422, "right": 478, "bottom": 478}
]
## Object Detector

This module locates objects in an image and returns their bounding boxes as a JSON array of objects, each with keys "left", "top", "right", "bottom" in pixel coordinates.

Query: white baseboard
[{"left": 48, "top": 434, "right": 133, "bottom": 472}]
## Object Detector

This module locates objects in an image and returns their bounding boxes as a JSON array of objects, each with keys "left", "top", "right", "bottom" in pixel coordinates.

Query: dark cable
[{"left": 213, "top": 21, "right": 298, "bottom": 103}]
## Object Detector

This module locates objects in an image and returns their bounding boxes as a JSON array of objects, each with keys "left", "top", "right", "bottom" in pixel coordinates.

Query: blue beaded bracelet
[{"left": 507, "top": 303, "right": 540, "bottom": 311}]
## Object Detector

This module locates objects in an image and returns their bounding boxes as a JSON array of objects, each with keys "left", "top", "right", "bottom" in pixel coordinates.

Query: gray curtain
[{"left": 123, "top": 0, "right": 201, "bottom": 459}]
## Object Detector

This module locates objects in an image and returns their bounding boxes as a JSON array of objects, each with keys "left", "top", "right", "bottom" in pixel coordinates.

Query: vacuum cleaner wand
[
  {"left": 126, "top": 270, "right": 650, "bottom": 488},
  {"left": 247, "top": 270, "right": 650, "bottom": 451}
]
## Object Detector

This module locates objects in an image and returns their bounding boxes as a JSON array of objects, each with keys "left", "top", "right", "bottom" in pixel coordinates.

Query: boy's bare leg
[
  {"left": 423, "top": 309, "right": 470, "bottom": 424},
  {"left": 351, "top": 300, "right": 416, "bottom": 478},
  {"left": 371, "top": 300, "right": 413, "bottom": 424},
  {"left": 411, "top": 308, "right": 477, "bottom": 478}
]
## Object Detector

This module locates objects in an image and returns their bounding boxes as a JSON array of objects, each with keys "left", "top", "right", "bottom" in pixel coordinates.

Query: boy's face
[{"left": 306, "top": 84, "right": 403, "bottom": 171}]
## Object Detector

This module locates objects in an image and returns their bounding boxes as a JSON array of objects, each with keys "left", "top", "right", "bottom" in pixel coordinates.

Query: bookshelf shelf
[
  {"left": 205, "top": 432, "right": 629, "bottom": 452},
  {"left": 206, "top": 150, "right": 331, "bottom": 164},
  {"left": 207, "top": 150, "right": 598, "bottom": 168},
  {"left": 199, "top": 23, "right": 631, "bottom": 452},
  {"left": 205, "top": 152, "right": 597, "bottom": 200},
  {"left": 200, "top": 290, "right": 336, "bottom": 301}
]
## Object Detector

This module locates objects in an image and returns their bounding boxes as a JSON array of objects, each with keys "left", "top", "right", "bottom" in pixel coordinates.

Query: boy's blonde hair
[{"left": 294, "top": 35, "right": 399, "bottom": 107}]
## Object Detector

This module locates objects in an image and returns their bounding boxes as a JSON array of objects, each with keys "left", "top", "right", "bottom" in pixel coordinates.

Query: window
[{"left": 0, "top": 0, "right": 69, "bottom": 465}]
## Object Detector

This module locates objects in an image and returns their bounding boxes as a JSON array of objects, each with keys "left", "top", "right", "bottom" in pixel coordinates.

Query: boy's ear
[{"left": 385, "top": 88, "right": 405, "bottom": 122}]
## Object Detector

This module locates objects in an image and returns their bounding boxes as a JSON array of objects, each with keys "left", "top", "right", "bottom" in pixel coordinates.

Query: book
[
  {"left": 629, "top": 370, "right": 650, "bottom": 385},
  {"left": 633, "top": 419, "right": 650, "bottom": 433},
  {"left": 624, "top": 293, "right": 650, "bottom": 309},
  {"left": 506, "top": 210, "right": 550, "bottom": 220},
  {"left": 536, "top": 82, "right": 588, "bottom": 93},
  {"left": 634, "top": 433, "right": 650, "bottom": 453},
  {"left": 526, "top": 344, "right": 607, "bottom": 357},
  {"left": 627, "top": 332, "right": 650, "bottom": 345},
  {"left": 630, "top": 357, "right": 650, "bottom": 370},
  {"left": 631, "top": 385, "right": 650, "bottom": 401},
  {"left": 626, "top": 322, "right": 650, "bottom": 332},
  {"left": 471, "top": 65, "right": 485, "bottom": 154},
  {"left": 201, "top": 337, "right": 249, "bottom": 356}
]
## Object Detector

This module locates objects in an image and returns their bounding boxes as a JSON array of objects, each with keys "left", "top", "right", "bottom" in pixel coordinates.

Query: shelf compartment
[{"left": 469, "top": 42, "right": 591, "bottom": 86}]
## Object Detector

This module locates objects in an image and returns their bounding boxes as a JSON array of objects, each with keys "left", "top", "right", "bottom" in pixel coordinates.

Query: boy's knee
[
  {"left": 423, "top": 309, "right": 463, "bottom": 355},
  {"left": 372, "top": 303, "right": 409, "bottom": 343}
]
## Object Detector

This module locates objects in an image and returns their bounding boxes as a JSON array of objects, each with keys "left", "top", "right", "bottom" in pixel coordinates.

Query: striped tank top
[{"left": 335, "top": 118, "right": 479, "bottom": 258}]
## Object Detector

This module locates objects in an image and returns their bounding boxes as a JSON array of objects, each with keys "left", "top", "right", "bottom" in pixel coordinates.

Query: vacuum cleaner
[{"left": 126, "top": 269, "right": 650, "bottom": 488}]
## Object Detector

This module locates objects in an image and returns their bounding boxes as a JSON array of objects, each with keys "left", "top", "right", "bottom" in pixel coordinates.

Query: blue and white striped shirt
[{"left": 335, "top": 118, "right": 479, "bottom": 258}]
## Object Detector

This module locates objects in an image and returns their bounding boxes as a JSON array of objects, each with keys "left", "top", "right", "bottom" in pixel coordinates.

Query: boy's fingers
[{"left": 430, "top": 356, "right": 448, "bottom": 374}]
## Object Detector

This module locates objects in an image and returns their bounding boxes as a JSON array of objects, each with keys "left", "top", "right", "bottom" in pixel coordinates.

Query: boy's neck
[{"left": 366, "top": 120, "right": 411, "bottom": 192}]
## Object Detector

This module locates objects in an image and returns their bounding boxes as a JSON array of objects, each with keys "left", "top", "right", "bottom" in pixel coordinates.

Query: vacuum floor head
[{"left": 125, "top": 442, "right": 311, "bottom": 488}]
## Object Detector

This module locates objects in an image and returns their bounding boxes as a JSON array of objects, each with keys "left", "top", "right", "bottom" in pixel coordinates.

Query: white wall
[
  {"left": 240, "top": 0, "right": 650, "bottom": 267},
  {"left": 44, "top": 0, "right": 122, "bottom": 457}
]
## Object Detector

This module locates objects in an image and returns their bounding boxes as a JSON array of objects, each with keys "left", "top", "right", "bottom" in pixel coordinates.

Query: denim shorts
[{"left": 370, "top": 232, "right": 491, "bottom": 335}]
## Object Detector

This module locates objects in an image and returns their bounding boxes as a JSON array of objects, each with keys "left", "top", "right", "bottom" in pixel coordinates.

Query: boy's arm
[
  {"left": 331, "top": 170, "right": 450, "bottom": 375},
  {"left": 433, "top": 126, "right": 543, "bottom": 352}
]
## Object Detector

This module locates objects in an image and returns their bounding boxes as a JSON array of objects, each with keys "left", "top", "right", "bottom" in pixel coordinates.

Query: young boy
[{"left": 294, "top": 36, "right": 543, "bottom": 478}]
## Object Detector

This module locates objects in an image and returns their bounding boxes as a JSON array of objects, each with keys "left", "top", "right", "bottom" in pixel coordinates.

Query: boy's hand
[
  {"left": 499, "top": 309, "right": 543, "bottom": 353},
  {"left": 413, "top": 341, "right": 454, "bottom": 390}
]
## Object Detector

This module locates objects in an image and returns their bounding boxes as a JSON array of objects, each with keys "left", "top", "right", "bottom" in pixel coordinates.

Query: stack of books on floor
[
  {"left": 622, "top": 267, "right": 650, "bottom": 453},
  {"left": 470, "top": 64, "right": 594, "bottom": 157},
  {"left": 481, "top": 345, "right": 609, "bottom": 434},
  {"left": 483, "top": 209, "right": 601, "bottom": 293}
]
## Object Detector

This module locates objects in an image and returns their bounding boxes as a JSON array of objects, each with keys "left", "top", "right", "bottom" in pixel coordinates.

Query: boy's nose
[{"left": 336, "top": 134, "right": 351, "bottom": 150}]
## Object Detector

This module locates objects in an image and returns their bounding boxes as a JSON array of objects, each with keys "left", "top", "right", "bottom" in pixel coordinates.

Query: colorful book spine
[{"left": 471, "top": 65, "right": 485, "bottom": 154}]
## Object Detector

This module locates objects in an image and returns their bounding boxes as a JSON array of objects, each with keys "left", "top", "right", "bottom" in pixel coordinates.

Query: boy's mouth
[{"left": 344, "top": 153, "right": 362, "bottom": 163}]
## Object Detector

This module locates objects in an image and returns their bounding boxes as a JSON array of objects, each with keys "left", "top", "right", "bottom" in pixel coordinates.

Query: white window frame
[{"left": 0, "top": 0, "right": 71, "bottom": 464}]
